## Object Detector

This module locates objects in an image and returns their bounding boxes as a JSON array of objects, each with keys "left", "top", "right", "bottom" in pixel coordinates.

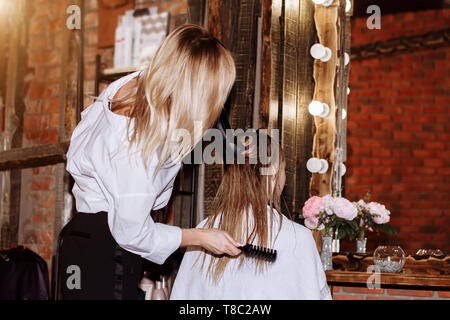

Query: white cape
[{"left": 170, "top": 207, "right": 332, "bottom": 300}]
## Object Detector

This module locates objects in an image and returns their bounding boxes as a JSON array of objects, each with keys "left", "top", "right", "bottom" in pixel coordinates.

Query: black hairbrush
[{"left": 239, "top": 244, "right": 277, "bottom": 262}]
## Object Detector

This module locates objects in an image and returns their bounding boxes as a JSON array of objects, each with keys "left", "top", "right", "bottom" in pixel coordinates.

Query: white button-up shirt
[
  {"left": 170, "top": 207, "right": 332, "bottom": 300},
  {"left": 66, "top": 71, "right": 182, "bottom": 265}
]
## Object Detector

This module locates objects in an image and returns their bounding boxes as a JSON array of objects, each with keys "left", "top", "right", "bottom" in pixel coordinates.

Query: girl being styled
[
  {"left": 170, "top": 133, "right": 331, "bottom": 300},
  {"left": 62, "top": 25, "right": 240, "bottom": 300}
]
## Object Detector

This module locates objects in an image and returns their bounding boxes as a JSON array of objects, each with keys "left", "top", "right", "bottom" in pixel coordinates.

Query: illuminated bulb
[
  {"left": 342, "top": 108, "right": 347, "bottom": 120},
  {"left": 347, "top": 87, "right": 350, "bottom": 95},
  {"left": 310, "top": 44, "right": 332, "bottom": 62},
  {"left": 345, "top": 0, "right": 352, "bottom": 13},
  {"left": 308, "top": 100, "right": 330, "bottom": 118},
  {"left": 311, "top": 0, "right": 333, "bottom": 6},
  {"left": 344, "top": 52, "right": 350, "bottom": 66},
  {"left": 340, "top": 163, "right": 346, "bottom": 176},
  {"left": 307, "top": 158, "right": 329, "bottom": 174}
]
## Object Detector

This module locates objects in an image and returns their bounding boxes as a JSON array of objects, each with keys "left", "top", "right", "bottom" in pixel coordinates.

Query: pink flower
[
  {"left": 302, "top": 196, "right": 324, "bottom": 226},
  {"left": 367, "top": 202, "right": 390, "bottom": 224},
  {"left": 332, "top": 197, "right": 358, "bottom": 221}
]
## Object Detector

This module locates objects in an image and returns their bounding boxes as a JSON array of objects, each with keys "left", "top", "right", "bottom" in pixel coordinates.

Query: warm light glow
[
  {"left": 311, "top": 0, "right": 333, "bottom": 6},
  {"left": 342, "top": 108, "right": 347, "bottom": 120},
  {"left": 345, "top": 0, "right": 352, "bottom": 13},
  {"left": 344, "top": 52, "right": 350, "bottom": 66},
  {"left": 308, "top": 101, "right": 324, "bottom": 116},
  {"left": 347, "top": 87, "right": 350, "bottom": 95},
  {"left": 307, "top": 158, "right": 329, "bottom": 174},
  {"left": 340, "top": 163, "right": 346, "bottom": 176},
  {"left": 310, "top": 44, "right": 332, "bottom": 62},
  {"left": 309, "top": 101, "right": 330, "bottom": 118},
  {"left": 310, "top": 44, "right": 325, "bottom": 59}
]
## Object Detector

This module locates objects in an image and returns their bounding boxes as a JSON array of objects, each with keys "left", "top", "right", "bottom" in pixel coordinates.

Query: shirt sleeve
[{"left": 87, "top": 141, "right": 182, "bottom": 265}]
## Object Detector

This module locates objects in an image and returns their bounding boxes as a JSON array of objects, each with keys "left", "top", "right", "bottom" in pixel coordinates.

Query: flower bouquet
[
  {"left": 353, "top": 192, "right": 397, "bottom": 253},
  {"left": 300, "top": 195, "right": 359, "bottom": 240},
  {"left": 299, "top": 195, "right": 359, "bottom": 270}
]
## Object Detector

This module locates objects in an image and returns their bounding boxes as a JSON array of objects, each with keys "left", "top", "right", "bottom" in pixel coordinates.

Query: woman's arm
[{"left": 181, "top": 228, "right": 242, "bottom": 256}]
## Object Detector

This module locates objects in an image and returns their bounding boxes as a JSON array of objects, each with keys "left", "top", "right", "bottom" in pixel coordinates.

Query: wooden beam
[
  {"left": 351, "top": 28, "right": 450, "bottom": 61},
  {"left": 258, "top": 0, "right": 272, "bottom": 129},
  {"left": 309, "top": 2, "right": 339, "bottom": 197},
  {"left": 0, "top": 142, "right": 69, "bottom": 171},
  {"left": 293, "top": 0, "right": 316, "bottom": 214}
]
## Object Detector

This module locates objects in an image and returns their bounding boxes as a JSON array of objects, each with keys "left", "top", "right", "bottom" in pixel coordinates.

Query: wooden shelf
[{"left": 326, "top": 253, "right": 450, "bottom": 290}]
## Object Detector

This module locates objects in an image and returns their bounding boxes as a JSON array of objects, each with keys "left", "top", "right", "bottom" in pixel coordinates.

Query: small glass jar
[
  {"left": 356, "top": 238, "right": 367, "bottom": 254},
  {"left": 373, "top": 245, "right": 405, "bottom": 273},
  {"left": 321, "top": 235, "right": 333, "bottom": 271}
]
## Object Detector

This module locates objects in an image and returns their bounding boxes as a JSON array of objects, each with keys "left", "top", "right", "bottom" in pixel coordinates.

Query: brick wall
[
  {"left": 332, "top": 286, "right": 450, "bottom": 300},
  {"left": 19, "top": 0, "right": 70, "bottom": 268},
  {"left": 343, "top": 9, "right": 450, "bottom": 254}
]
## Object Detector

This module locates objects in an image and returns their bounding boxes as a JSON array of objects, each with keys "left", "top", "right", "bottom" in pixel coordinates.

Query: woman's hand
[{"left": 181, "top": 228, "right": 241, "bottom": 256}]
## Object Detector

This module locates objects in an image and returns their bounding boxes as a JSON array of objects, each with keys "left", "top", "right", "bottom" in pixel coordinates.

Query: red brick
[
  {"left": 342, "top": 287, "right": 385, "bottom": 295},
  {"left": 438, "top": 291, "right": 450, "bottom": 299},
  {"left": 40, "top": 130, "right": 59, "bottom": 143},
  {"left": 386, "top": 289, "right": 434, "bottom": 297},
  {"left": 43, "top": 97, "right": 60, "bottom": 113},
  {"left": 31, "top": 176, "right": 54, "bottom": 191},
  {"left": 23, "top": 115, "right": 42, "bottom": 130},
  {"left": 332, "top": 295, "right": 364, "bottom": 300},
  {"left": 366, "top": 296, "right": 407, "bottom": 300},
  {"left": 28, "top": 85, "right": 46, "bottom": 99}
]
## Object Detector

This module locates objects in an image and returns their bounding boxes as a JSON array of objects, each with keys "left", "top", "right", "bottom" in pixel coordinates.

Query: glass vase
[
  {"left": 356, "top": 238, "right": 367, "bottom": 254},
  {"left": 321, "top": 235, "right": 333, "bottom": 271}
]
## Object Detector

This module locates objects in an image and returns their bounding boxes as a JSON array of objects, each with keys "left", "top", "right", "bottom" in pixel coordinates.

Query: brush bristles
[{"left": 239, "top": 244, "right": 277, "bottom": 262}]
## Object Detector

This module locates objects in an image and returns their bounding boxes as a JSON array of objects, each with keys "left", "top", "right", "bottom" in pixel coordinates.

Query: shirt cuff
[{"left": 142, "top": 223, "right": 182, "bottom": 264}]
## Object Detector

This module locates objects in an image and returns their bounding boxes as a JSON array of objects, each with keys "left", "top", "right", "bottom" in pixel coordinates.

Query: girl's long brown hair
[{"left": 201, "top": 132, "right": 285, "bottom": 282}]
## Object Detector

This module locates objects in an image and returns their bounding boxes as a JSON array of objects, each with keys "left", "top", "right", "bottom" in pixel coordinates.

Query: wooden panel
[
  {"left": 293, "top": 0, "right": 316, "bottom": 214},
  {"left": 257, "top": 0, "right": 272, "bottom": 129},
  {"left": 203, "top": 0, "right": 260, "bottom": 214},
  {"left": 228, "top": 0, "right": 260, "bottom": 130},
  {"left": 187, "top": 0, "right": 206, "bottom": 26}
]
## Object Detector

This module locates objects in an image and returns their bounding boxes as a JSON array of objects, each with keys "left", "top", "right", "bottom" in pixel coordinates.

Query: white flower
[{"left": 304, "top": 219, "right": 318, "bottom": 230}]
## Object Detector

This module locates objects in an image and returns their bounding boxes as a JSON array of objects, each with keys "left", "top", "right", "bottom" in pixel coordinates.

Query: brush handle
[{"left": 239, "top": 244, "right": 277, "bottom": 262}]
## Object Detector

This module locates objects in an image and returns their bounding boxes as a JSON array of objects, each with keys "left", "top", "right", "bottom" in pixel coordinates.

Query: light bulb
[
  {"left": 312, "top": 0, "right": 333, "bottom": 6},
  {"left": 347, "top": 87, "right": 350, "bottom": 95},
  {"left": 344, "top": 52, "right": 350, "bottom": 66},
  {"left": 306, "top": 158, "right": 329, "bottom": 174},
  {"left": 342, "top": 108, "right": 347, "bottom": 120},
  {"left": 345, "top": 0, "right": 351, "bottom": 12},
  {"left": 309, "top": 100, "right": 330, "bottom": 117},
  {"left": 310, "top": 44, "right": 332, "bottom": 62},
  {"left": 310, "top": 44, "right": 325, "bottom": 59},
  {"left": 306, "top": 158, "right": 322, "bottom": 173},
  {"left": 308, "top": 100, "right": 324, "bottom": 116},
  {"left": 340, "top": 163, "right": 346, "bottom": 176}
]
